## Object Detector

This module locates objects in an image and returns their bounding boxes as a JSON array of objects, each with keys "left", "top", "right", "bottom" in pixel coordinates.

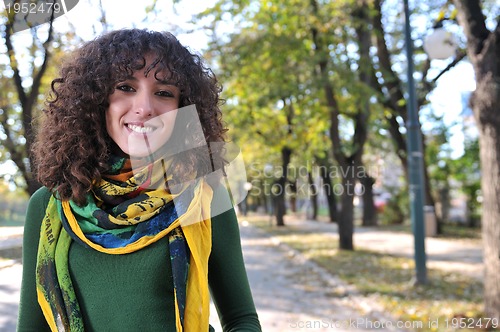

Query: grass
[
  {"left": 300, "top": 208, "right": 481, "bottom": 240},
  {"left": 0, "top": 217, "right": 25, "bottom": 228},
  {"left": 375, "top": 223, "right": 481, "bottom": 240},
  {"left": 439, "top": 224, "right": 481, "bottom": 240},
  {"left": 244, "top": 216, "right": 494, "bottom": 331}
]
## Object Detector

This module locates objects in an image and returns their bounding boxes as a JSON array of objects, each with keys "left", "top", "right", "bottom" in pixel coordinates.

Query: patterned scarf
[{"left": 36, "top": 154, "right": 213, "bottom": 331}]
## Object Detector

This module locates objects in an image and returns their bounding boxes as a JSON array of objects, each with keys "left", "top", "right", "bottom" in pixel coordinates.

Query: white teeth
[{"left": 128, "top": 124, "right": 154, "bottom": 133}]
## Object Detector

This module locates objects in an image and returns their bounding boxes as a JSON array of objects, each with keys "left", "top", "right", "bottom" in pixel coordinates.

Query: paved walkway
[
  {"left": 0, "top": 227, "right": 23, "bottom": 250},
  {"left": 230, "top": 223, "right": 403, "bottom": 331},
  {"left": 0, "top": 217, "right": 483, "bottom": 332},
  {"left": 0, "top": 264, "right": 22, "bottom": 332},
  {"left": 0, "top": 226, "right": 23, "bottom": 331}
]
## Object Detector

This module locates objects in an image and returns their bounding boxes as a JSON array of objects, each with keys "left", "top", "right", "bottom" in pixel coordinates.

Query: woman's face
[{"left": 106, "top": 55, "right": 180, "bottom": 158}]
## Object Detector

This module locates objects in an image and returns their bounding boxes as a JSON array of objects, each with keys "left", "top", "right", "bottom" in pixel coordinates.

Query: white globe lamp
[{"left": 423, "top": 27, "right": 458, "bottom": 60}]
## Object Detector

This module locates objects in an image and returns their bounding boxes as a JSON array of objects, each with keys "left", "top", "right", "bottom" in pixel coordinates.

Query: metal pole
[{"left": 403, "top": 0, "right": 427, "bottom": 285}]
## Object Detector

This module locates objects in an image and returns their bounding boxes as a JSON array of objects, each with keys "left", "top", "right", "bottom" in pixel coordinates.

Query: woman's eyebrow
[
  {"left": 117, "top": 76, "right": 176, "bottom": 86},
  {"left": 155, "top": 78, "right": 178, "bottom": 86}
]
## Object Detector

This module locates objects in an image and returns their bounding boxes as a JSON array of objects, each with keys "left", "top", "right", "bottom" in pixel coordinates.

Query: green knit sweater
[{"left": 17, "top": 187, "right": 261, "bottom": 331}]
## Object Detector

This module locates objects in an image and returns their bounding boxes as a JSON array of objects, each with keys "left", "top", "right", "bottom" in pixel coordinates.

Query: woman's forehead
[
  {"left": 111, "top": 51, "right": 182, "bottom": 85},
  {"left": 137, "top": 53, "right": 174, "bottom": 79}
]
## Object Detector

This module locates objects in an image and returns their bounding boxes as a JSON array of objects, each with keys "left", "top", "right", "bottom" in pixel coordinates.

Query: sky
[
  {"left": 427, "top": 61, "right": 476, "bottom": 158},
  {"left": 60, "top": 0, "right": 214, "bottom": 52}
]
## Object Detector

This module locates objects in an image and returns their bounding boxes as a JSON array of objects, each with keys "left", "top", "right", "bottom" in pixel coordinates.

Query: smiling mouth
[{"left": 127, "top": 123, "right": 156, "bottom": 134}]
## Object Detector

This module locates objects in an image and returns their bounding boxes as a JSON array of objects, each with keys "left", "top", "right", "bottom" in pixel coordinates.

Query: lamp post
[{"left": 403, "top": 0, "right": 427, "bottom": 285}]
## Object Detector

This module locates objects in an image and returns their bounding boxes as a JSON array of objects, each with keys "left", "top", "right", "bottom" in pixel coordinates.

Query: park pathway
[
  {"left": 1, "top": 223, "right": 405, "bottom": 332},
  {"left": 211, "top": 222, "right": 405, "bottom": 332}
]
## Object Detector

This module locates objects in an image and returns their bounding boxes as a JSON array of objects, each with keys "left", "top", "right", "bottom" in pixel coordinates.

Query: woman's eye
[
  {"left": 156, "top": 90, "right": 175, "bottom": 98},
  {"left": 116, "top": 84, "right": 134, "bottom": 92}
]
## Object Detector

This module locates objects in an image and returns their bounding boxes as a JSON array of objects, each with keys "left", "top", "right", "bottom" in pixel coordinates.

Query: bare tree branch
[
  {"left": 0, "top": 106, "right": 28, "bottom": 182},
  {"left": 417, "top": 49, "right": 467, "bottom": 107},
  {"left": 4, "top": 23, "right": 27, "bottom": 109},
  {"left": 2, "top": 5, "right": 56, "bottom": 194},
  {"left": 431, "top": 50, "right": 467, "bottom": 83},
  {"left": 372, "top": 0, "right": 407, "bottom": 121}
]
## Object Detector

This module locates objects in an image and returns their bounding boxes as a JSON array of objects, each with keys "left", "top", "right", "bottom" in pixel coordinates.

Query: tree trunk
[
  {"left": 453, "top": 0, "right": 500, "bottom": 320},
  {"left": 275, "top": 147, "right": 292, "bottom": 226},
  {"left": 288, "top": 179, "right": 297, "bottom": 213},
  {"left": 338, "top": 171, "right": 356, "bottom": 250},
  {"left": 438, "top": 186, "right": 450, "bottom": 223},
  {"left": 361, "top": 175, "right": 378, "bottom": 226},
  {"left": 274, "top": 178, "right": 286, "bottom": 226},
  {"left": 317, "top": 156, "right": 338, "bottom": 222},
  {"left": 465, "top": 195, "right": 477, "bottom": 228},
  {"left": 308, "top": 171, "right": 318, "bottom": 220},
  {"left": 421, "top": 137, "right": 442, "bottom": 234},
  {"left": 478, "top": 123, "right": 500, "bottom": 319}
]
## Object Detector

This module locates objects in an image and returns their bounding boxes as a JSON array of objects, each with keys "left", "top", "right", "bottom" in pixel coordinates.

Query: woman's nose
[{"left": 134, "top": 92, "right": 153, "bottom": 117}]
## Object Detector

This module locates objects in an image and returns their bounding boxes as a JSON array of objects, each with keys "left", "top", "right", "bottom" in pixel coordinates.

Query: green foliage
[
  {"left": 201, "top": 0, "right": 384, "bottom": 187},
  {"left": 448, "top": 138, "right": 481, "bottom": 225},
  {"left": 204, "top": 0, "right": 332, "bottom": 173},
  {"left": 380, "top": 187, "right": 410, "bottom": 225},
  {"left": 0, "top": 179, "right": 28, "bottom": 225}
]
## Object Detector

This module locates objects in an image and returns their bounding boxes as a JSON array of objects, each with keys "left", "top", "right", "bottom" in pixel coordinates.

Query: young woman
[{"left": 17, "top": 28, "right": 261, "bottom": 331}]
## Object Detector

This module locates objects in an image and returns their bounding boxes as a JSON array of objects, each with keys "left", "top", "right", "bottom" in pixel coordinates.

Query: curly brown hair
[{"left": 33, "top": 29, "right": 226, "bottom": 205}]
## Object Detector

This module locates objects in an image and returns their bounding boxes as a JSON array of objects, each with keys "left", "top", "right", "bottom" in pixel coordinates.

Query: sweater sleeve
[
  {"left": 208, "top": 187, "right": 262, "bottom": 331},
  {"left": 17, "top": 187, "right": 52, "bottom": 332}
]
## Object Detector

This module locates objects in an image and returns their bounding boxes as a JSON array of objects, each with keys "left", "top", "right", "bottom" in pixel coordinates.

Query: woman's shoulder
[
  {"left": 25, "top": 186, "right": 53, "bottom": 228},
  {"left": 28, "top": 186, "right": 52, "bottom": 209},
  {"left": 23, "top": 187, "right": 53, "bottom": 250}
]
